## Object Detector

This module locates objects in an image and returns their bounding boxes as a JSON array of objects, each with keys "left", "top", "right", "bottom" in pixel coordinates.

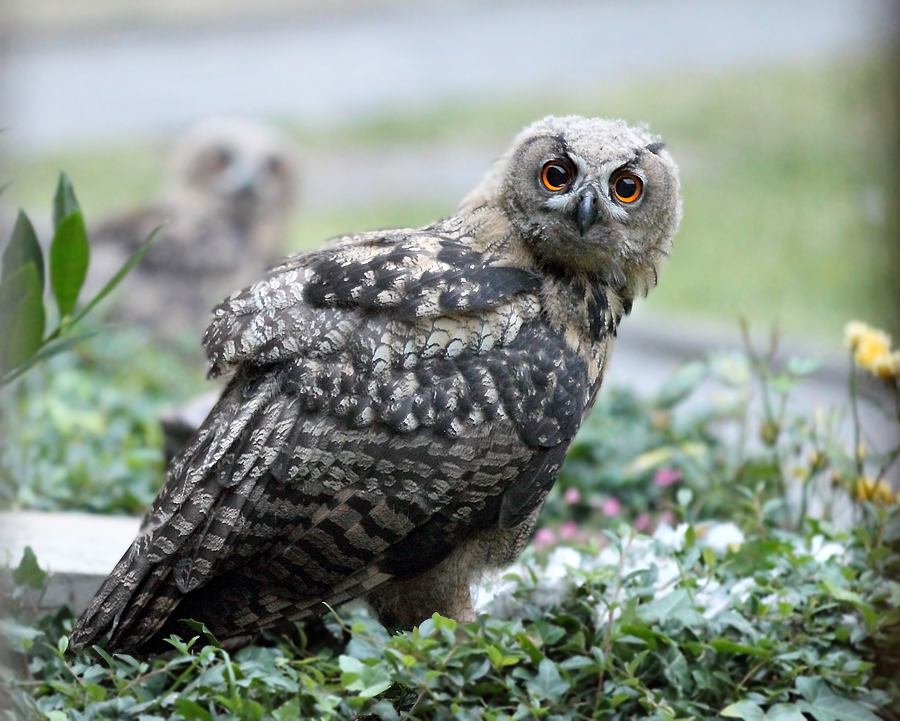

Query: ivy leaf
[
  {"left": 272, "top": 700, "right": 301, "bottom": 721},
  {"left": 708, "top": 638, "right": 769, "bottom": 657},
  {"left": 174, "top": 698, "right": 212, "bottom": 721},
  {"left": 526, "top": 658, "right": 570, "bottom": 703},
  {"left": 339, "top": 655, "right": 392, "bottom": 698},
  {"left": 2, "top": 210, "right": 44, "bottom": 288},
  {"left": 638, "top": 589, "right": 705, "bottom": 628},
  {"left": 766, "top": 703, "right": 808, "bottom": 721},
  {"left": 49, "top": 209, "right": 90, "bottom": 319},
  {"left": 820, "top": 578, "right": 864, "bottom": 606},
  {"left": 0, "top": 262, "right": 46, "bottom": 375},
  {"left": 795, "top": 677, "right": 880, "bottom": 721},
  {"left": 12, "top": 546, "right": 48, "bottom": 590},
  {"left": 721, "top": 700, "right": 765, "bottom": 721}
]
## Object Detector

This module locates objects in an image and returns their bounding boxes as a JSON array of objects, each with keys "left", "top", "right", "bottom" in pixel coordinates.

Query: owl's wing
[
  {"left": 203, "top": 228, "right": 545, "bottom": 375},
  {"left": 72, "top": 227, "right": 595, "bottom": 652}
]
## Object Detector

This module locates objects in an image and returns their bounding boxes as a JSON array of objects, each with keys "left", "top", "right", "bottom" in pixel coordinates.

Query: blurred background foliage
[{"left": 4, "top": 56, "right": 895, "bottom": 339}]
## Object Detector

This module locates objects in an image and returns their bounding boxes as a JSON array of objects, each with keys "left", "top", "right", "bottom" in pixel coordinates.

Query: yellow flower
[
  {"left": 844, "top": 321, "right": 896, "bottom": 379},
  {"left": 855, "top": 477, "right": 895, "bottom": 505},
  {"left": 870, "top": 350, "right": 900, "bottom": 381}
]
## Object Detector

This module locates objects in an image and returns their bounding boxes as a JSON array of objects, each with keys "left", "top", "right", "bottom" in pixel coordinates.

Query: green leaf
[
  {"left": 526, "top": 658, "right": 570, "bottom": 703},
  {"left": 820, "top": 578, "right": 864, "bottom": 606},
  {"left": 657, "top": 361, "right": 707, "bottom": 408},
  {"left": 795, "top": 676, "right": 880, "bottom": 721},
  {"left": 272, "top": 700, "right": 301, "bottom": 721},
  {"left": 708, "top": 638, "right": 769, "bottom": 657},
  {"left": 2, "top": 210, "right": 44, "bottom": 288},
  {"left": 174, "top": 698, "right": 213, "bottom": 721},
  {"left": 182, "top": 618, "right": 221, "bottom": 648},
  {"left": 49, "top": 209, "right": 89, "bottom": 318},
  {"left": 766, "top": 703, "right": 808, "bottom": 721},
  {"left": 725, "top": 538, "right": 792, "bottom": 576},
  {"left": 52, "top": 171, "right": 80, "bottom": 231},
  {"left": 371, "top": 700, "right": 401, "bottom": 721},
  {"left": 339, "top": 655, "right": 392, "bottom": 698},
  {"left": 637, "top": 589, "right": 704, "bottom": 627},
  {"left": 12, "top": 546, "right": 48, "bottom": 589},
  {"left": 0, "top": 262, "right": 46, "bottom": 374},
  {"left": 888, "top": 580, "right": 900, "bottom": 608},
  {"left": 721, "top": 700, "right": 766, "bottom": 721},
  {"left": 676, "top": 487, "right": 694, "bottom": 509}
]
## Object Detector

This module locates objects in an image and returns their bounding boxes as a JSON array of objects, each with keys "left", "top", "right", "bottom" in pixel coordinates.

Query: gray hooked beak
[{"left": 576, "top": 186, "right": 599, "bottom": 236}]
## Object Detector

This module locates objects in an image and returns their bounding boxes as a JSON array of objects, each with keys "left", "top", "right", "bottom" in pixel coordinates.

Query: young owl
[
  {"left": 85, "top": 118, "right": 299, "bottom": 337},
  {"left": 71, "top": 116, "right": 681, "bottom": 654}
]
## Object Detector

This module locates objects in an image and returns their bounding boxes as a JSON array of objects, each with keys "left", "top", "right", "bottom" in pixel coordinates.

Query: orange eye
[
  {"left": 612, "top": 173, "right": 643, "bottom": 203},
  {"left": 540, "top": 161, "right": 573, "bottom": 192}
]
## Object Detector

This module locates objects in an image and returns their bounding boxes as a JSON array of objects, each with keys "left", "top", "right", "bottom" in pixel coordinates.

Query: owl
[
  {"left": 84, "top": 117, "right": 299, "bottom": 337},
  {"left": 71, "top": 116, "right": 681, "bottom": 655}
]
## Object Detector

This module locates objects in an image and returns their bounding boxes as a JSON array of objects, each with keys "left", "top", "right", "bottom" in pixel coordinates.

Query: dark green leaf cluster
[
  {"left": 2, "top": 507, "right": 898, "bottom": 720},
  {"left": 0, "top": 328, "right": 205, "bottom": 512}
]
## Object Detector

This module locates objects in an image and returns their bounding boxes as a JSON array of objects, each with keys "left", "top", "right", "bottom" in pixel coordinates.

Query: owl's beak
[{"left": 575, "top": 187, "right": 599, "bottom": 236}]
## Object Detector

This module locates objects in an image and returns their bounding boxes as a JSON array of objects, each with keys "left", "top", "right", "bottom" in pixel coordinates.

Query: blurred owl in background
[{"left": 85, "top": 118, "right": 299, "bottom": 338}]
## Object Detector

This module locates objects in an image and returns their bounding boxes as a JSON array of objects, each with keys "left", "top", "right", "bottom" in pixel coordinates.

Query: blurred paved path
[{"left": 2, "top": 0, "right": 894, "bottom": 152}]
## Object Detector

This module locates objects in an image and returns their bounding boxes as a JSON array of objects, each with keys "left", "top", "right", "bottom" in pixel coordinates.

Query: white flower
[
  {"left": 806, "top": 534, "right": 847, "bottom": 563},
  {"left": 653, "top": 522, "right": 688, "bottom": 550},
  {"left": 701, "top": 522, "right": 744, "bottom": 554},
  {"left": 544, "top": 546, "right": 585, "bottom": 581}
]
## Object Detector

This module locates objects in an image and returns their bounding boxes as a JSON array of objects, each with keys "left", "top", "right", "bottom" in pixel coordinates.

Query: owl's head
[
  {"left": 466, "top": 116, "right": 681, "bottom": 299},
  {"left": 166, "top": 118, "right": 300, "bottom": 229}
]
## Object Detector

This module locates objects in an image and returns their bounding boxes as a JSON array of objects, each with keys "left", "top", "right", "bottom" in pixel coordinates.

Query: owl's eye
[
  {"left": 612, "top": 173, "right": 643, "bottom": 203},
  {"left": 540, "top": 161, "right": 574, "bottom": 192},
  {"left": 207, "top": 147, "right": 233, "bottom": 173},
  {"left": 266, "top": 157, "right": 288, "bottom": 178}
]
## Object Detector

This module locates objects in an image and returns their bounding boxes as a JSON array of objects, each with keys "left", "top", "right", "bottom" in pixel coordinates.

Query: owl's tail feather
[{"left": 69, "top": 541, "right": 180, "bottom": 654}]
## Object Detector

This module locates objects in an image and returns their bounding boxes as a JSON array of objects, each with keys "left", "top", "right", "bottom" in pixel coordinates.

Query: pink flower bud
[
  {"left": 564, "top": 487, "right": 582, "bottom": 504},
  {"left": 654, "top": 467, "right": 683, "bottom": 487},
  {"left": 533, "top": 527, "right": 556, "bottom": 548},
  {"left": 601, "top": 497, "right": 622, "bottom": 517},
  {"left": 634, "top": 512, "right": 653, "bottom": 532}
]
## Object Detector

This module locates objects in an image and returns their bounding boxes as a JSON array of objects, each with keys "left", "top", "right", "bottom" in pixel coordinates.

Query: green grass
[{"left": 4, "top": 55, "right": 895, "bottom": 339}]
